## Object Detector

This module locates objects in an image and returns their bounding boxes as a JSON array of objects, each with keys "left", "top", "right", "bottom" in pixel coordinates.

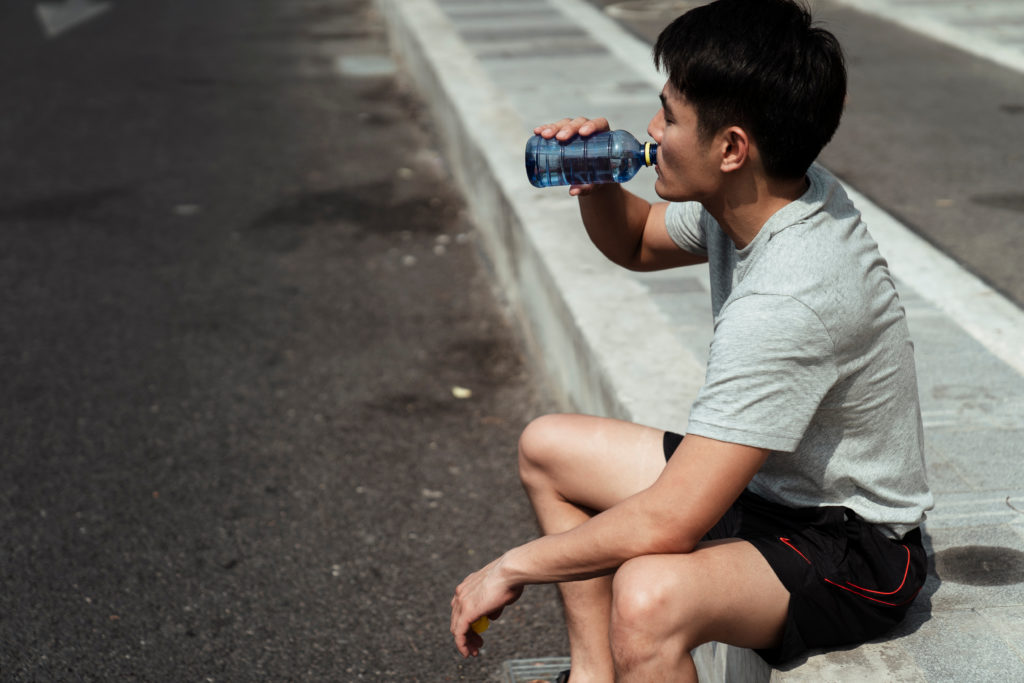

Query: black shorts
[{"left": 663, "top": 431, "right": 927, "bottom": 666}]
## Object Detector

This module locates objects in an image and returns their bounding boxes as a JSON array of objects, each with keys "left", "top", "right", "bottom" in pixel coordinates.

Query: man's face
[{"left": 647, "top": 84, "right": 721, "bottom": 202}]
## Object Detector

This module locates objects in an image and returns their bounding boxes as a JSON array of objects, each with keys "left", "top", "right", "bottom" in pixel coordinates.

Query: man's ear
[{"left": 719, "top": 126, "right": 750, "bottom": 173}]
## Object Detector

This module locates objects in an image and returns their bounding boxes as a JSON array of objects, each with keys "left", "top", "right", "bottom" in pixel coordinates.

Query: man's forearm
[
  {"left": 496, "top": 488, "right": 692, "bottom": 586},
  {"left": 494, "top": 435, "right": 770, "bottom": 588},
  {"left": 578, "top": 184, "right": 652, "bottom": 269},
  {"left": 449, "top": 435, "right": 768, "bottom": 658}
]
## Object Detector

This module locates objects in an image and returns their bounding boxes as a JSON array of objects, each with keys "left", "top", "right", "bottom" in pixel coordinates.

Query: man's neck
[{"left": 705, "top": 172, "right": 809, "bottom": 250}]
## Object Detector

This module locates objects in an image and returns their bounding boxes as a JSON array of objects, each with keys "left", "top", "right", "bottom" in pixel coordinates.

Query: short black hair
[{"left": 653, "top": 0, "right": 846, "bottom": 179}]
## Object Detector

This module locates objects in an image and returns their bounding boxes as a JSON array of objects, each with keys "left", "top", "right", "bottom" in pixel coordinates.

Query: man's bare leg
[
  {"left": 517, "top": 414, "right": 668, "bottom": 683},
  {"left": 610, "top": 539, "right": 789, "bottom": 682}
]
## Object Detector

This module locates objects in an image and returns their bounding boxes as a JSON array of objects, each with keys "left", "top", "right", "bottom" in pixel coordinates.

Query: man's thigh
[
  {"left": 612, "top": 539, "right": 789, "bottom": 652},
  {"left": 519, "top": 414, "right": 668, "bottom": 513}
]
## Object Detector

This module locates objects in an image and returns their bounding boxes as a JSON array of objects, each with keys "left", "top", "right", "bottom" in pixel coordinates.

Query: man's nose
[{"left": 648, "top": 110, "right": 664, "bottom": 143}]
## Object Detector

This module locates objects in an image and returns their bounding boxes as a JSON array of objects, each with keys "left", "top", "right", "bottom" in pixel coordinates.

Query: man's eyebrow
[{"left": 659, "top": 91, "right": 673, "bottom": 116}]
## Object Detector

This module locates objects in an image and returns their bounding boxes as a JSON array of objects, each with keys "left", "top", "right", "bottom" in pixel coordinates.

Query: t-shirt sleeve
[
  {"left": 664, "top": 201, "right": 708, "bottom": 256},
  {"left": 686, "top": 294, "right": 839, "bottom": 452}
]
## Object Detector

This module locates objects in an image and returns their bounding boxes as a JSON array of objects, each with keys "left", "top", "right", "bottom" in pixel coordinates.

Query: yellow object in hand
[{"left": 471, "top": 616, "right": 490, "bottom": 634}]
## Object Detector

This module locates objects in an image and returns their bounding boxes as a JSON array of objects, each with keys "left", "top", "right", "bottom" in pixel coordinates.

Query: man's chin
[{"left": 653, "top": 179, "right": 685, "bottom": 202}]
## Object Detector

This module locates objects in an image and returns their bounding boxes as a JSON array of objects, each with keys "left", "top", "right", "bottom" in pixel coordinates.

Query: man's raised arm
[{"left": 534, "top": 117, "right": 706, "bottom": 271}]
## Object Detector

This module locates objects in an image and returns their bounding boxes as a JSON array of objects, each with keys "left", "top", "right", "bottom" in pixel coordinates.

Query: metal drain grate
[{"left": 501, "top": 657, "right": 571, "bottom": 683}]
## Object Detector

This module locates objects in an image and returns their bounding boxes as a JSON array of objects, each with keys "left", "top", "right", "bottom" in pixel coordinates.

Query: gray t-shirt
[{"left": 665, "top": 164, "right": 932, "bottom": 538}]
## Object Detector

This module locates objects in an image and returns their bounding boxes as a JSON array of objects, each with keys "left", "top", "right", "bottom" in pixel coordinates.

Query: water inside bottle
[{"left": 525, "top": 133, "right": 652, "bottom": 188}]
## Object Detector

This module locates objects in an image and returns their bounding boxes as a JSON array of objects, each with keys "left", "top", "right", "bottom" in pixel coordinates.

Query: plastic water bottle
[{"left": 525, "top": 130, "right": 657, "bottom": 188}]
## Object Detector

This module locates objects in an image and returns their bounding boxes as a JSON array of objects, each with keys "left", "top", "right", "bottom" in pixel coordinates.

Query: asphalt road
[
  {"left": 4, "top": 1, "right": 1020, "bottom": 681},
  {"left": 0, "top": 1, "right": 565, "bottom": 680}
]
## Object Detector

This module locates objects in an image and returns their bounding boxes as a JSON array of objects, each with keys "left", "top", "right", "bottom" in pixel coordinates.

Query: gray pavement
[{"left": 380, "top": 0, "right": 1024, "bottom": 680}]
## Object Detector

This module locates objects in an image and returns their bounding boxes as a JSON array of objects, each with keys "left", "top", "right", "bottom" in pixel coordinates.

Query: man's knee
[
  {"left": 611, "top": 557, "right": 677, "bottom": 636},
  {"left": 610, "top": 556, "right": 696, "bottom": 663},
  {"left": 517, "top": 413, "right": 568, "bottom": 487}
]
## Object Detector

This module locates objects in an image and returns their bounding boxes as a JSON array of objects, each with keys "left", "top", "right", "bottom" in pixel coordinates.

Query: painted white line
[
  {"left": 846, "top": 184, "right": 1024, "bottom": 378},
  {"left": 605, "top": 0, "right": 702, "bottom": 21},
  {"left": 37, "top": 0, "right": 112, "bottom": 39},
  {"left": 829, "top": 0, "right": 1024, "bottom": 75},
  {"left": 556, "top": 0, "right": 665, "bottom": 87},
  {"left": 335, "top": 55, "right": 397, "bottom": 78}
]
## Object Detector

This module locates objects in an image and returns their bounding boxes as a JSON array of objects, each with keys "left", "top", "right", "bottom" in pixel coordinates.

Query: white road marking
[
  {"left": 829, "top": 0, "right": 1024, "bottom": 75},
  {"left": 36, "top": 0, "right": 112, "bottom": 39},
  {"left": 334, "top": 55, "right": 397, "bottom": 78}
]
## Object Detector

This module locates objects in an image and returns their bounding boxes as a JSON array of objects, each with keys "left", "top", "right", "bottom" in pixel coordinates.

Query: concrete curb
[{"left": 378, "top": 0, "right": 705, "bottom": 430}]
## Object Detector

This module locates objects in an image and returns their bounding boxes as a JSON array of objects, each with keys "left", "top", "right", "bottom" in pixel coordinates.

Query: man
[{"left": 450, "top": 1, "right": 933, "bottom": 680}]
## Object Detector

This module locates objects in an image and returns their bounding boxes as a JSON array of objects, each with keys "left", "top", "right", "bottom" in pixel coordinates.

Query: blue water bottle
[{"left": 525, "top": 130, "right": 657, "bottom": 188}]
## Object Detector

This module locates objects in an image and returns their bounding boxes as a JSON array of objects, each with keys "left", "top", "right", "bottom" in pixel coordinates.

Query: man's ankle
[{"left": 558, "top": 663, "right": 614, "bottom": 683}]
